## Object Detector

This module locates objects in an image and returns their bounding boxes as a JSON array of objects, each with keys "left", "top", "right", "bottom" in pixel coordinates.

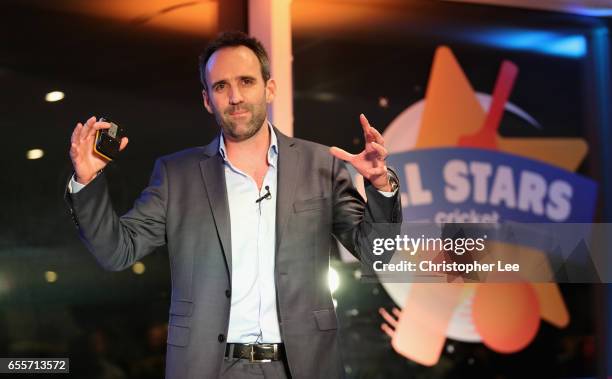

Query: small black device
[
  {"left": 94, "top": 117, "right": 126, "bottom": 161},
  {"left": 255, "top": 186, "right": 272, "bottom": 203}
]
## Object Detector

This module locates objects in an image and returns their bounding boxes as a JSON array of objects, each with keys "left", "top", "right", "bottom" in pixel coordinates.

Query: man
[{"left": 66, "top": 31, "right": 401, "bottom": 379}]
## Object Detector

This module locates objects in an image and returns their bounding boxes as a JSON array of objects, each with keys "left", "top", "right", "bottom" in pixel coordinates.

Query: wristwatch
[{"left": 387, "top": 173, "right": 399, "bottom": 192}]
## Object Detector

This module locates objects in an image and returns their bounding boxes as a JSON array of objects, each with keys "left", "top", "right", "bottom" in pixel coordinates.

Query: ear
[
  {"left": 202, "top": 89, "right": 213, "bottom": 114},
  {"left": 265, "top": 78, "right": 276, "bottom": 104}
]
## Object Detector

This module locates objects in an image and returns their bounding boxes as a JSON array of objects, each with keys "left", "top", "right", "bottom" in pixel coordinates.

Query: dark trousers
[{"left": 220, "top": 357, "right": 290, "bottom": 379}]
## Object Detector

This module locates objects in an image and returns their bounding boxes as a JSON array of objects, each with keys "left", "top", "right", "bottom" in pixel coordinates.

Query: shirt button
[
  {"left": 225, "top": 289, "right": 231, "bottom": 298},
  {"left": 218, "top": 334, "right": 225, "bottom": 343}
]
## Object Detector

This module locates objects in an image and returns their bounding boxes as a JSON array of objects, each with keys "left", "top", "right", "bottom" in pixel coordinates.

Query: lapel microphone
[{"left": 255, "top": 185, "right": 272, "bottom": 203}]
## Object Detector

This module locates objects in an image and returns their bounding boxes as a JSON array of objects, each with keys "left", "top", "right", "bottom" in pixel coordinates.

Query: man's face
[{"left": 203, "top": 46, "right": 275, "bottom": 142}]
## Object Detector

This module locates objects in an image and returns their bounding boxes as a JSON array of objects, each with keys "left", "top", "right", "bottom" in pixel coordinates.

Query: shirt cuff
[
  {"left": 376, "top": 188, "right": 398, "bottom": 198},
  {"left": 68, "top": 175, "right": 87, "bottom": 194}
]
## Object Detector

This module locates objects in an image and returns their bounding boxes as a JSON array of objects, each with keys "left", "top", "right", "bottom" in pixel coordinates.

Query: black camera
[{"left": 93, "top": 117, "right": 126, "bottom": 161}]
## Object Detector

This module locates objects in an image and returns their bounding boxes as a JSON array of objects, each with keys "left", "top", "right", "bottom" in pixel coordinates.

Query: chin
[{"left": 225, "top": 126, "right": 257, "bottom": 141}]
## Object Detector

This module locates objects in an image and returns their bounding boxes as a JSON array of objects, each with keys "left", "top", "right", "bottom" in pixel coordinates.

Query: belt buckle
[{"left": 249, "top": 344, "right": 274, "bottom": 363}]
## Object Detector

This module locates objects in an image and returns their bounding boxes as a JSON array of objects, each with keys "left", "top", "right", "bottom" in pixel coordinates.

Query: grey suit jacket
[{"left": 66, "top": 129, "right": 402, "bottom": 379}]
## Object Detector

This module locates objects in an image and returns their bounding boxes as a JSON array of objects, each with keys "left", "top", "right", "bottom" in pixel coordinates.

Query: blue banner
[{"left": 386, "top": 148, "right": 597, "bottom": 223}]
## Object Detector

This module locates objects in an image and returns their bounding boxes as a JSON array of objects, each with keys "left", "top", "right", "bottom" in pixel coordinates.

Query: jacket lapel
[
  {"left": 198, "top": 128, "right": 300, "bottom": 277},
  {"left": 199, "top": 136, "right": 233, "bottom": 278},
  {"left": 274, "top": 129, "right": 300, "bottom": 253}
]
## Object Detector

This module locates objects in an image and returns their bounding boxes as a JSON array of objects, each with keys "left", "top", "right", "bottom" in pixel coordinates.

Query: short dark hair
[{"left": 198, "top": 31, "right": 270, "bottom": 90}]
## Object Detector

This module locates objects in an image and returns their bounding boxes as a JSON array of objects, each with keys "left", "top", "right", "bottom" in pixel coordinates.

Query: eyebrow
[{"left": 238, "top": 75, "right": 257, "bottom": 82}]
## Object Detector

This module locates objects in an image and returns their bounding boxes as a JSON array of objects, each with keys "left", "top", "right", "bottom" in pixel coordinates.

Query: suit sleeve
[
  {"left": 64, "top": 159, "right": 168, "bottom": 271},
  {"left": 331, "top": 157, "right": 402, "bottom": 265}
]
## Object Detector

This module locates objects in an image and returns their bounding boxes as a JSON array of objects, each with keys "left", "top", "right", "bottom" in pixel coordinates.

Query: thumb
[
  {"left": 329, "top": 146, "right": 354, "bottom": 162},
  {"left": 119, "top": 137, "right": 129, "bottom": 151}
]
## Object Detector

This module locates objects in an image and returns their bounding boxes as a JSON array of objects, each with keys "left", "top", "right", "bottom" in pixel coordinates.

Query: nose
[{"left": 228, "top": 86, "right": 244, "bottom": 105}]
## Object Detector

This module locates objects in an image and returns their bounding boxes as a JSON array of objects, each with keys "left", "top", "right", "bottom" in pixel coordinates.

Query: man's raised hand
[
  {"left": 69, "top": 116, "right": 129, "bottom": 185},
  {"left": 330, "top": 114, "right": 391, "bottom": 191}
]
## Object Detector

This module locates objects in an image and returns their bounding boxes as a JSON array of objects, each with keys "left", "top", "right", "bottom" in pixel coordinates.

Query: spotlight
[
  {"left": 328, "top": 267, "right": 340, "bottom": 294},
  {"left": 26, "top": 149, "right": 44, "bottom": 160},
  {"left": 45, "top": 91, "right": 65, "bottom": 102},
  {"left": 378, "top": 97, "right": 389, "bottom": 108},
  {"left": 44, "top": 271, "right": 58, "bottom": 283},
  {"left": 132, "top": 262, "right": 146, "bottom": 275}
]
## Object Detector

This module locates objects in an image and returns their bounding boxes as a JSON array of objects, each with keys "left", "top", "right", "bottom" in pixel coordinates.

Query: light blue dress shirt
[{"left": 219, "top": 124, "right": 282, "bottom": 343}]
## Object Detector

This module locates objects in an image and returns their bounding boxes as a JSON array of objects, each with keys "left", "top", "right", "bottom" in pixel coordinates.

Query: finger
[
  {"left": 70, "top": 136, "right": 83, "bottom": 158},
  {"left": 329, "top": 146, "right": 355, "bottom": 162},
  {"left": 392, "top": 307, "right": 402, "bottom": 318},
  {"left": 378, "top": 307, "right": 398, "bottom": 328},
  {"left": 369, "top": 126, "right": 385, "bottom": 146},
  {"left": 70, "top": 141, "right": 77, "bottom": 158},
  {"left": 85, "top": 121, "right": 112, "bottom": 141},
  {"left": 79, "top": 116, "right": 97, "bottom": 143},
  {"left": 71, "top": 123, "right": 83, "bottom": 145},
  {"left": 370, "top": 141, "right": 388, "bottom": 160},
  {"left": 119, "top": 137, "right": 129, "bottom": 151},
  {"left": 360, "top": 113, "right": 374, "bottom": 142},
  {"left": 381, "top": 323, "right": 395, "bottom": 338}
]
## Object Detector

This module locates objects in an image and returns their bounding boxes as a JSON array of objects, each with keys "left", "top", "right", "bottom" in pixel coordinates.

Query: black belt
[{"left": 224, "top": 343, "right": 285, "bottom": 362}]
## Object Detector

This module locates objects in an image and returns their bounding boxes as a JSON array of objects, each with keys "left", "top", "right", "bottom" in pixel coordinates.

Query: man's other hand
[{"left": 330, "top": 114, "right": 391, "bottom": 191}]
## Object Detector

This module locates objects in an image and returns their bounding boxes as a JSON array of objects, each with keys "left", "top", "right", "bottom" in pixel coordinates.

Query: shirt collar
[{"left": 219, "top": 122, "right": 278, "bottom": 167}]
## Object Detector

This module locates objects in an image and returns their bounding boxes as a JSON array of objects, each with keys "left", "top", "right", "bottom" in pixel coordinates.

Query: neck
[{"left": 224, "top": 120, "right": 270, "bottom": 162}]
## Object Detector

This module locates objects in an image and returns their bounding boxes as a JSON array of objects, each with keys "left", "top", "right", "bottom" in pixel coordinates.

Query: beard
[{"left": 213, "top": 100, "right": 267, "bottom": 142}]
